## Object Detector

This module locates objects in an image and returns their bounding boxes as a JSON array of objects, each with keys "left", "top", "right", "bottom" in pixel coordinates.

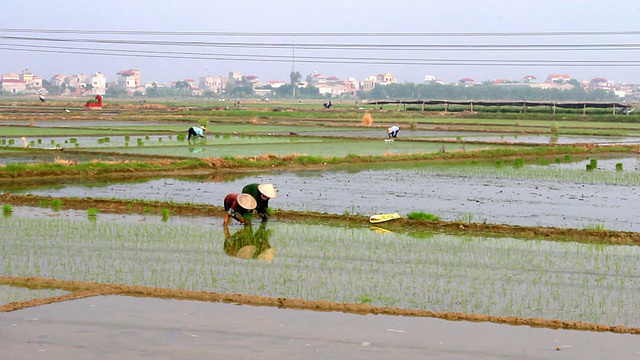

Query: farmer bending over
[
  {"left": 188, "top": 126, "right": 207, "bottom": 142},
  {"left": 223, "top": 193, "right": 257, "bottom": 225},
  {"left": 387, "top": 125, "right": 400, "bottom": 138},
  {"left": 242, "top": 183, "right": 277, "bottom": 222}
]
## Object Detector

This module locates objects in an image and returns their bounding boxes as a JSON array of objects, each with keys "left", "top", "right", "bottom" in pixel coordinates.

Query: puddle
[
  {"left": 2, "top": 207, "right": 639, "bottom": 327},
  {"left": 1, "top": 295, "right": 638, "bottom": 360}
]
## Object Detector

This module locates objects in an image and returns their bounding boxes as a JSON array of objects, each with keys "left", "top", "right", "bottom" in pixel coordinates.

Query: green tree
[{"left": 290, "top": 71, "right": 301, "bottom": 96}]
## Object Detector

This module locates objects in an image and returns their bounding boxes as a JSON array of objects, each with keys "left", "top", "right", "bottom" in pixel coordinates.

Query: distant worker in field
[
  {"left": 187, "top": 126, "right": 206, "bottom": 142},
  {"left": 223, "top": 193, "right": 257, "bottom": 225},
  {"left": 242, "top": 183, "right": 277, "bottom": 222},
  {"left": 387, "top": 125, "right": 400, "bottom": 138}
]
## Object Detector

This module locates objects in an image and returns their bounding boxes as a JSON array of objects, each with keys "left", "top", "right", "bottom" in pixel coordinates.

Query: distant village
[{"left": 1, "top": 68, "right": 639, "bottom": 100}]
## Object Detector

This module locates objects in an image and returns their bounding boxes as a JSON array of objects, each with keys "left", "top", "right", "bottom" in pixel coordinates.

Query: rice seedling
[
  {"left": 51, "top": 199, "right": 63, "bottom": 211},
  {"left": 406, "top": 212, "right": 440, "bottom": 221},
  {"left": 2, "top": 204, "right": 13, "bottom": 216},
  {"left": 177, "top": 134, "right": 186, "bottom": 141},
  {"left": 9, "top": 139, "right": 15, "bottom": 145},
  {"left": 585, "top": 223, "right": 606, "bottom": 231},
  {"left": 161, "top": 208, "right": 170, "bottom": 221},
  {"left": 616, "top": 163, "right": 623, "bottom": 171},
  {"left": 513, "top": 158, "right": 524, "bottom": 168},
  {"left": 457, "top": 213, "right": 475, "bottom": 223},
  {"left": 87, "top": 208, "right": 99, "bottom": 217},
  {"left": 124, "top": 135, "right": 131, "bottom": 142},
  {"left": 37, "top": 139, "right": 43, "bottom": 144}
]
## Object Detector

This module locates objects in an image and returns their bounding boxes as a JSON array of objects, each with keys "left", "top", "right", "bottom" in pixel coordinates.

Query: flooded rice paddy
[
  {"left": 9, "top": 156, "right": 640, "bottom": 231},
  {"left": 1, "top": 206, "right": 639, "bottom": 328},
  {"left": 2, "top": 114, "right": 640, "bottom": 355},
  {"left": 2, "top": 295, "right": 638, "bottom": 360}
]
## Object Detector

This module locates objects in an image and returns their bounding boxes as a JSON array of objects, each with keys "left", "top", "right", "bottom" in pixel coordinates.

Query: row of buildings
[{"left": 0, "top": 68, "right": 634, "bottom": 98}]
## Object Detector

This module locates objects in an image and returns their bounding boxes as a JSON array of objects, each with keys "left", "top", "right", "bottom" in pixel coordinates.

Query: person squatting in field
[
  {"left": 223, "top": 193, "right": 257, "bottom": 225},
  {"left": 387, "top": 125, "right": 400, "bottom": 138},
  {"left": 241, "top": 183, "right": 277, "bottom": 222},
  {"left": 187, "top": 126, "right": 206, "bottom": 142}
]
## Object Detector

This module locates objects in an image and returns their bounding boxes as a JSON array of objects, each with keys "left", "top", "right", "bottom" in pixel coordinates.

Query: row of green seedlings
[
  {"left": 2, "top": 216, "right": 630, "bottom": 325},
  {"left": 584, "top": 158, "right": 624, "bottom": 171}
]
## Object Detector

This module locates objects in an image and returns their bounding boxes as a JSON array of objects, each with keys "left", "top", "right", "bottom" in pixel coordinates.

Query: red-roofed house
[
  {"left": 458, "top": 77, "right": 475, "bottom": 85},
  {"left": 117, "top": 69, "right": 140, "bottom": 89},
  {"left": 522, "top": 75, "right": 537, "bottom": 83},
  {"left": 0, "top": 78, "right": 27, "bottom": 93},
  {"left": 545, "top": 74, "right": 571, "bottom": 84}
]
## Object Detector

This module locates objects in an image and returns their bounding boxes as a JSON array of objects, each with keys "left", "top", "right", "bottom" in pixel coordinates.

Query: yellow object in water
[
  {"left": 369, "top": 213, "right": 401, "bottom": 224},
  {"left": 370, "top": 226, "right": 393, "bottom": 234}
]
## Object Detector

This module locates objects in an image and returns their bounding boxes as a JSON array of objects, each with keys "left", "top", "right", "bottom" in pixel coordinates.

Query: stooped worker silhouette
[
  {"left": 241, "top": 183, "right": 277, "bottom": 222},
  {"left": 223, "top": 193, "right": 257, "bottom": 225}
]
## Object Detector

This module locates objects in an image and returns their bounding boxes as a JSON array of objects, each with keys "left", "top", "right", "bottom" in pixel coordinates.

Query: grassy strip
[{"left": 1, "top": 145, "right": 637, "bottom": 179}]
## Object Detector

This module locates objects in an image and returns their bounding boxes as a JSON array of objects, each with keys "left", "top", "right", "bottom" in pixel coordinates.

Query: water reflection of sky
[
  {"left": 11, "top": 162, "right": 640, "bottom": 232},
  {"left": 301, "top": 130, "right": 640, "bottom": 145}
]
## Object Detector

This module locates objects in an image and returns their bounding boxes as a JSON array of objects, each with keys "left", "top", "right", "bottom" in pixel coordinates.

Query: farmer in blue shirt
[
  {"left": 387, "top": 125, "right": 400, "bottom": 138},
  {"left": 188, "top": 126, "right": 206, "bottom": 142}
]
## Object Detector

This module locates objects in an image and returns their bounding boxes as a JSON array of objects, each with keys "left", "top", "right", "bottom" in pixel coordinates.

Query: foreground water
[{"left": 2, "top": 295, "right": 637, "bottom": 360}]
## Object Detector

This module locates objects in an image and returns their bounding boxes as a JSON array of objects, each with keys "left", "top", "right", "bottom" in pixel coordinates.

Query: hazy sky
[{"left": 3, "top": 0, "right": 640, "bottom": 85}]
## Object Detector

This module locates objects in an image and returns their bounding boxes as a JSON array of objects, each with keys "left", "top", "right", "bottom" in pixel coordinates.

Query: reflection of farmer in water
[
  {"left": 223, "top": 193, "right": 257, "bottom": 225},
  {"left": 223, "top": 222, "right": 274, "bottom": 260},
  {"left": 241, "top": 183, "right": 277, "bottom": 222},
  {"left": 187, "top": 126, "right": 206, "bottom": 143}
]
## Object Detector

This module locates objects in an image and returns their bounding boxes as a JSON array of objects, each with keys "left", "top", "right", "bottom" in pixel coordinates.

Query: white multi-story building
[{"left": 90, "top": 71, "right": 107, "bottom": 95}]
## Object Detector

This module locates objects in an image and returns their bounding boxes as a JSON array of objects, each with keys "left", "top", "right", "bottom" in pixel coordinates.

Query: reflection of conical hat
[
  {"left": 237, "top": 194, "right": 257, "bottom": 209},
  {"left": 258, "top": 184, "right": 277, "bottom": 199},
  {"left": 236, "top": 245, "right": 256, "bottom": 259},
  {"left": 257, "top": 247, "right": 275, "bottom": 261}
]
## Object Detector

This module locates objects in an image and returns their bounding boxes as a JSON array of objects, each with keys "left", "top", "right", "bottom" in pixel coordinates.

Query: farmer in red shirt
[{"left": 223, "top": 193, "right": 257, "bottom": 225}]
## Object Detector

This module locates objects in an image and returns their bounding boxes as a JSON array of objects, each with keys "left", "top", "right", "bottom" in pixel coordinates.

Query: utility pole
[{"left": 292, "top": 34, "right": 296, "bottom": 97}]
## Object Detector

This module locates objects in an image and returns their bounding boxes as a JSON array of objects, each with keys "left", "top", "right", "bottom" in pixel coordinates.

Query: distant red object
[{"left": 85, "top": 95, "right": 103, "bottom": 109}]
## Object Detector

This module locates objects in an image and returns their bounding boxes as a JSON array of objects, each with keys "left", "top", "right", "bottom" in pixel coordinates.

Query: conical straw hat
[
  {"left": 258, "top": 184, "right": 277, "bottom": 199},
  {"left": 237, "top": 193, "right": 257, "bottom": 210}
]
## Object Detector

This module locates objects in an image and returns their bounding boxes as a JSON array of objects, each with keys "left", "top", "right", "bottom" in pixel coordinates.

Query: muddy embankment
[{"left": 1, "top": 193, "right": 638, "bottom": 246}]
